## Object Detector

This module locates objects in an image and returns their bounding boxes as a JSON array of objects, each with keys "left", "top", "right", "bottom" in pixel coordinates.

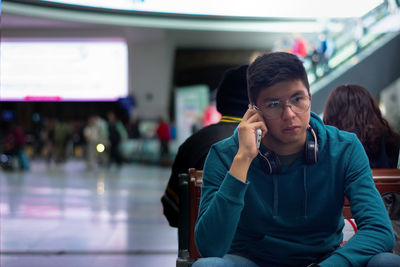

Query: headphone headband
[{"left": 259, "top": 125, "right": 318, "bottom": 174}]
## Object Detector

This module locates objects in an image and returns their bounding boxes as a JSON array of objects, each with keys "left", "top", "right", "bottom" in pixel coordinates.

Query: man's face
[{"left": 255, "top": 80, "right": 311, "bottom": 155}]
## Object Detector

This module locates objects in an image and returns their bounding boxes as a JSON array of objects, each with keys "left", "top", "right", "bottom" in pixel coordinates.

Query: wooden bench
[
  {"left": 177, "top": 169, "right": 203, "bottom": 267},
  {"left": 176, "top": 168, "right": 400, "bottom": 266}
]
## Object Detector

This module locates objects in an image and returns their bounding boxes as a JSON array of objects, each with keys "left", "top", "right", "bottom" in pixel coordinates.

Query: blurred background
[{"left": 0, "top": 0, "right": 399, "bottom": 266}]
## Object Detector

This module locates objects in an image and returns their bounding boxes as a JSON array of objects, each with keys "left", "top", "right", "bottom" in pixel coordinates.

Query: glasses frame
[{"left": 254, "top": 93, "right": 311, "bottom": 119}]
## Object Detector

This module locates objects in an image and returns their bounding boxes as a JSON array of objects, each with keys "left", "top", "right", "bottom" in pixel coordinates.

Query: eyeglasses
[{"left": 254, "top": 93, "right": 311, "bottom": 119}]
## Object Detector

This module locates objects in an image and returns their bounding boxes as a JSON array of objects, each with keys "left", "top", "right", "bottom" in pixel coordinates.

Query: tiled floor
[{"left": 0, "top": 160, "right": 178, "bottom": 267}]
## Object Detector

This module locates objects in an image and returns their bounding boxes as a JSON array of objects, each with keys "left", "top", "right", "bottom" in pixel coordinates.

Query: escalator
[{"left": 310, "top": 13, "right": 400, "bottom": 114}]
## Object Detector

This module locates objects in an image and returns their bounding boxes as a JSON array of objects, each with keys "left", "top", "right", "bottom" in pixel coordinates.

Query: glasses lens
[
  {"left": 263, "top": 105, "right": 281, "bottom": 119},
  {"left": 262, "top": 95, "right": 310, "bottom": 119},
  {"left": 290, "top": 96, "right": 310, "bottom": 113}
]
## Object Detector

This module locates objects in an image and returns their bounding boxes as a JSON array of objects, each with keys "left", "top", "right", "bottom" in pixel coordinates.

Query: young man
[
  {"left": 161, "top": 65, "right": 249, "bottom": 227},
  {"left": 193, "top": 52, "right": 398, "bottom": 266}
]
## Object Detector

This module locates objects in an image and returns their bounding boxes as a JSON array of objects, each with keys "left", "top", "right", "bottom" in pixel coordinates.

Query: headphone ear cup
[
  {"left": 260, "top": 151, "right": 281, "bottom": 174},
  {"left": 306, "top": 126, "right": 319, "bottom": 165},
  {"left": 305, "top": 140, "right": 318, "bottom": 164}
]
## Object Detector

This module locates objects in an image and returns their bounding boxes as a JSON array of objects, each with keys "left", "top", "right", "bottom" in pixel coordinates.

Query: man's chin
[{"left": 265, "top": 134, "right": 304, "bottom": 150}]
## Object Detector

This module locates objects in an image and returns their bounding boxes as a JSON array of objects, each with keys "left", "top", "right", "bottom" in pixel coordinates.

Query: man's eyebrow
[
  {"left": 291, "top": 90, "right": 308, "bottom": 97},
  {"left": 262, "top": 90, "right": 308, "bottom": 102},
  {"left": 262, "top": 96, "right": 280, "bottom": 102}
]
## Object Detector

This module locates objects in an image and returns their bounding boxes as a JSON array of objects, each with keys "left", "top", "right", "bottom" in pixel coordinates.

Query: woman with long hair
[{"left": 323, "top": 84, "right": 400, "bottom": 168}]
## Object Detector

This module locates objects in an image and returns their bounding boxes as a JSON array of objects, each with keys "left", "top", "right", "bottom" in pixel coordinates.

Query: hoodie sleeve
[
  {"left": 194, "top": 145, "right": 249, "bottom": 257},
  {"left": 320, "top": 137, "right": 395, "bottom": 267}
]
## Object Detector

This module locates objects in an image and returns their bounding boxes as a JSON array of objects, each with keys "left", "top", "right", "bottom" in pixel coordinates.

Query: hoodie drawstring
[
  {"left": 273, "top": 175, "right": 278, "bottom": 219},
  {"left": 271, "top": 167, "right": 309, "bottom": 220},
  {"left": 303, "top": 166, "right": 308, "bottom": 220}
]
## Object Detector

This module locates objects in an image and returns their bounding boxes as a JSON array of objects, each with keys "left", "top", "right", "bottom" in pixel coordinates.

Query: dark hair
[
  {"left": 247, "top": 52, "right": 309, "bottom": 104},
  {"left": 216, "top": 64, "right": 249, "bottom": 117},
  {"left": 323, "top": 84, "right": 400, "bottom": 158}
]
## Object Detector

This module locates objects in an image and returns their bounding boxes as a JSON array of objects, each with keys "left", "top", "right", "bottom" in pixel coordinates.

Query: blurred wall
[
  {"left": 380, "top": 76, "right": 400, "bottom": 131},
  {"left": 131, "top": 39, "right": 174, "bottom": 119}
]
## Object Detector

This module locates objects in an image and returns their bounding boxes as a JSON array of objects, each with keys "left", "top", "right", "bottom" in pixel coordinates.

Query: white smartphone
[
  {"left": 252, "top": 105, "right": 262, "bottom": 149},
  {"left": 256, "top": 128, "right": 262, "bottom": 149}
]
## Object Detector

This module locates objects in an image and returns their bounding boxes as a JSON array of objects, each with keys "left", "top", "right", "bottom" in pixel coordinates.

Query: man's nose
[{"left": 281, "top": 103, "right": 296, "bottom": 118}]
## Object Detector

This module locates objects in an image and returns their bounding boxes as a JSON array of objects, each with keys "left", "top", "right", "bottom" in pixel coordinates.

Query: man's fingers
[{"left": 242, "top": 107, "right": 257, "bottom": 120}]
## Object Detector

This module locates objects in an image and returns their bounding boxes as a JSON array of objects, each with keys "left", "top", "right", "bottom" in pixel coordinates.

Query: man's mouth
[{"left": 282, "top": 126, "right": 300, "bottom": 133}]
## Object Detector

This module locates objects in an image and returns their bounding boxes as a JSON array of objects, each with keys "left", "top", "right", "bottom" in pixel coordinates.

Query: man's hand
[
  {"left": 237, "top": 106, "right": 267, "bottom": 160},
  {"left": 229, "top": 106, "right": 267, "bottom": 182}
]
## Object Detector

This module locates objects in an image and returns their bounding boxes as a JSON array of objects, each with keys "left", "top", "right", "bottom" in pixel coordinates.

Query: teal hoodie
[{"left": 195, "top": 112, "right": 394, "bottom": 267}]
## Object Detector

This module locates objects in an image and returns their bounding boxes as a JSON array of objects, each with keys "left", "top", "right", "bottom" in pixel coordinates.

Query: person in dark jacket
[
  {"left": 161, "top": 65, "right": 249, "bottom": 227},
  {"left": 107, "top": 111, "right": 127, "bottom": 167},
  {"left": 323, "top": 84, "right": 400, "bottom": 168}
]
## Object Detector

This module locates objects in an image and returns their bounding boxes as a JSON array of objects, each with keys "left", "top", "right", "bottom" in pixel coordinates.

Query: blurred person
[
  {"left": 293, "top": 33, "right": 308, "bottom": 59},
  {"left": 30, "top": 112, "right": 43, "bottom": 158},
  {"left": 161, "top": 64, "right": 249, "bottom": 227},
  {"left": 53, "top": 119, "right": 70, "bottom": 163},
  {"left": 310, "top": 45, "right": 321, "bottom": 78},
  {"left": 117, "top": 95, "right": 136, "bottom": 123},
  {"left": 127, "top": 115, "right": 142, "bottom": 139},
  {"left": 70, "top": 119, "right": 86, "bottom": 158},
  {"left": 170, "top": 120, "right": 177, "bottom": 141},
  {"left": 107, "top": 111, "right": 127, "bottom": 167},
  {"left": 156, "top": 116, "right": 171, "bottom": 165},
  {"left": 95, "top": 115, "right": 109, "bottom": 165},
  {"left": 43, "top": 117, "right": 55, "bottom": 165},
  {"left": 317, "top": 33, "right": 334, "bottom": 74},
  {"left": 323, "top": 84, "right": 400, "bottom": 168},
  {"left": 83, "top": 115, "right": 108, "bottom": 170},
  {"left": 3, "top": 123, "right": 30, "bottom": 170},
  {"left": 84, "top": 116, "right": 98, "bottom": 169},
  {"left": 193, "top": 52, "right": 397, "bottom": 267}
]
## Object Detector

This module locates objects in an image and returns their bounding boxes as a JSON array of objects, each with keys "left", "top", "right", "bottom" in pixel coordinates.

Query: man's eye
[
  {"left": 267, "top": 101, "right": 280, "bottom": 108},
  {"left": 291, "top": 96, "right": 304, "bottom": 103}
]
